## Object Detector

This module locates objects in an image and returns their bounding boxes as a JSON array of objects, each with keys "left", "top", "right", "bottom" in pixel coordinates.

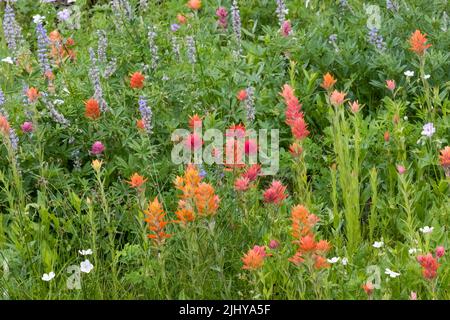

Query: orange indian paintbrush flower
[
  {"left": 409, "top": 30, "right": 432, "bottom": 56},
  {"left": 26, "top": 87, "right": 40, "bottom": 103},
  {"left": 0, "top": 116, "right": 10, "bottom": 136},
  {"left": 85, "top": 98, "right": 101, "bottom": 119},
  {"left": 242, "top": 246, "right": 266, "bottom": 270},
  {"left": 144, "top": 197, "right": 171, "bottom": 245},
  {"left": 127, "top": 173, "right": 147, "bottom": 189},
  {"left": 187, "top": 0, "right": 202, "bottom": 10},
  {"left": 439, "top": 146, "right": 450, "bottom": 168},
  {"left": 320, "top": 72, "right": 337, "bottom": 90}
]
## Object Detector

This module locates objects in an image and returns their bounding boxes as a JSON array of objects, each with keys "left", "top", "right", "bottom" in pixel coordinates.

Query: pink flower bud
[
  {"left": 396, "top": 165, "right": 406, "bottom": 175},
  {"left": 386, "top": 80, "right": 396, "bottom": 91},
  {"left": 436, "top": 246, "right": 445, "bottom": 258},
  {"left": 269, "top": 240, "right": 280, "bottom": 249}
]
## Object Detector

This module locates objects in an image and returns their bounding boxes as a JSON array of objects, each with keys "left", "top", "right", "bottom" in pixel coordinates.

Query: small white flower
[
  {"left": 421, "top": 123, "right": 436, "bottom": 137},
  {"left": 42, "top": 271, "right": 55, "bottom": 281},
  {"left": 80, "top": 259, "right": 94, "bottom": 273},
  {"left": 33, "top": 15, "right": 46, "bottom": 24},
  {"left": 341, "top": 257, "right": 348, "bottom": 266},
  {"left": 373, "top": 241, "right": 384, "bottom": 248},
  {"left": 404, "top": 70, "right": 414, "bottom": 77},
  {"left": 408, "top": 248, "right": 418, "bottom": 255},
  {"left": 327, "top": 257, "right": 340, "bottom": 264},
  {"left": 404, "top": 116, "right": 408, "bottom": 121},
  {"left": 419, "top": 226, "right": 433, "bottom": 234},
  {"left": 1, "top": 57, "right": 14, "bottom": 64},
  {"left": 385, "top": 268, "right": 401, "bottom": 278},
  {"left": 53, "top": 99, "right": 65, "bottom": 106},
  {"left": 424, "top": 74, "right": 431, "bottom": 79},
  {"left": 78, "top": 249, "right": 93, "bottom": 256}
]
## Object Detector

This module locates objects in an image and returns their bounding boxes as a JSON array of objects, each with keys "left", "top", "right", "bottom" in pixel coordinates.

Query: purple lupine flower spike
[{"left": 138, "top": 96, "right": 153, "bottom": 135}]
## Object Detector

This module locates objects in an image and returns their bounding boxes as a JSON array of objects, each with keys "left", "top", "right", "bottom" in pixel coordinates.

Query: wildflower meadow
[{"left": 0, "top": 0, "right": 449, "bottom": 301}]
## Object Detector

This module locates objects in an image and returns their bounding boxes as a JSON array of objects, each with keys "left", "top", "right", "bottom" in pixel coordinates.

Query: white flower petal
[
  {"left": 1, "top": 57, "right": 14, "bottom": 64},
  {"left": 80, "top": 259, "right": 94, "bottom": 273}
]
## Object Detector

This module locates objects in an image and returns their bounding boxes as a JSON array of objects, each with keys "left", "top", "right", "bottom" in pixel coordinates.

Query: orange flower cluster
[
  {"left": 49, "top": 30, "right": 76, "bottom": 65},
  {"left": 242, "top": 245, "right": 267, "bottom": 270},
  {"left": 26, "top": 87, "right": 40, "bottom": 103},
  {"left": 440, "top": 146, "right": 450, "bottom": 177},
  {"left": 187, "top": 0, "right": 202, "bottom": 10},
  {"left": 289, "top": 205, "right": 331, "bottom": 270},
  {"left": 174, "top": 165, "right": 220, "bottom": 223},
  {"left": 127, "top": 173, "right": 147, "bottom": 189},
  {"left": 320, "top": 73, "right": 337, "bottom": 91},
  {"left": 0, "top": 116, "right": 10, "bottom": 136},
  {"left": 280, "top": 84, "right": 309, "bottom": 141},
  {"left": 439, "top": 146, "right": 450, "bottom": 168},
  {"left": 409, "top": 30, "right": 432, "bottom": 56},
  {"left": 144, "top": 197, "right": 171, "bottom": 246},
  {"left": 84, "top": 98, "right": 101, "bottom": 120}
]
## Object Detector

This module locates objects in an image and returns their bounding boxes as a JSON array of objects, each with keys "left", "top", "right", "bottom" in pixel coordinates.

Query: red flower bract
[
  {"left": 130, "top": 71, "right": 145, "bottom": 89},
  {"left": 263, "top": 180, "right": 287, "bottom": 204}
]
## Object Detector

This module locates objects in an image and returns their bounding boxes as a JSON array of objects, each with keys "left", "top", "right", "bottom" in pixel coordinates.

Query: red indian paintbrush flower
[
  {"left": 85, "top": 98, "right": 101, "bottom": 119},
  {"left": 188, "top": 114, "right": 202, "bottom": 129},
  {"left": 409, "top": 30, "right": 432, "bottom": 56},
  {"left": 137, "top": 119, "right": 145, "bottom": 131},
  {"left": 242, "top": 164, "right": 261, "bottom": 182},
  {"left": 130, "top": 71, "right": 145, "bottom": 89},
  {"left": 263, "top": 180, "right": 287, "bottom": 204},
  {"left": 234, "top": 176, "right": 250, "bottom": 192},
  {"left": 362, "top": 282, "right": 374, "bottom": 296},
  {"left": 144, "top": 197, "right": 171, "bottom": 246},
  {"left": 417, "top": 253, "right": 440, "bottom": 280},
  {"left": 280, "top": 84, "right": 310, "bottom": 141},
  {"left": 289, "top": 143, "right": 303, "bottom": 158},
  {"left": 237, "top": 89, "right": 247, "bottom": 101}
]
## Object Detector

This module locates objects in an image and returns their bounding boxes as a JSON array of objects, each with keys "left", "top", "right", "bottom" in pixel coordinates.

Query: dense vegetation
[{"left": 0, "top": 0, "right": 449, "bottom": 299}]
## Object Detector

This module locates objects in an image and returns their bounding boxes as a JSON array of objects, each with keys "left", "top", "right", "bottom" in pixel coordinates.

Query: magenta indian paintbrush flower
[
  {"left": 91, "top": 141, "right": 105, "bottom": 155},
  {"left": 21, "top": 122, "right": 33, "bottom": 133},
  {"left": 216, "top": 7, "right": 228, "bottom": 29},
  {"left": 281, "top": 20, "right": 292, "bottom": 37}
]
